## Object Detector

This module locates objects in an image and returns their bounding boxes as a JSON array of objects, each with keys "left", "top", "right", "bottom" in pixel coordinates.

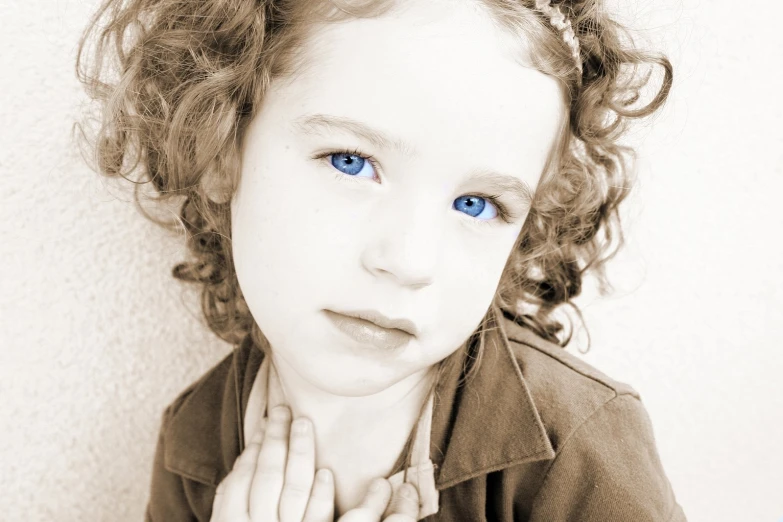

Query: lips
[
  {"left": 324, "top": 310, "right": 414, "bottom": 351},
  {"left": 330, "top": 309, "right": 419, "bottom": 336}
]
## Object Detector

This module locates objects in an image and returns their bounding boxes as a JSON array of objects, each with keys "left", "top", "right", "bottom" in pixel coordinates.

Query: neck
[
  {"left": 265, "top": 354, "right": 442, "bottom": 515},
  {"left": 269, "top": 353, "right": 437, "bottom": 438}
]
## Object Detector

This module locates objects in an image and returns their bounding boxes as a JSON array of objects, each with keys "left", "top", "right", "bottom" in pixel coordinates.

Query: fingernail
[
  {"left": 317, "top": 469, "right": 332, "bottom": 483},
  {"left": 292, "top": 418, "right": 310, "bottom": 434},
  {"left": 270, "top": 405, "right": 289, "bottom": 421}
]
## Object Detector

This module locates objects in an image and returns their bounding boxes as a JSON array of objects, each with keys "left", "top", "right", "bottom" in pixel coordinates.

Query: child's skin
[
  {"left": 221, "top": 0, "right": 566, "bottom": 516},
  {"left": 211, "top": 405, "right": 420, "bottom": 522}
]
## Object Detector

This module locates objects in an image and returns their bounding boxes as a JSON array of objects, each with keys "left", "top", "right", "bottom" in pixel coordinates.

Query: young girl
[{"left": 76, "top": 0, "right": 684, "bottom": 520}]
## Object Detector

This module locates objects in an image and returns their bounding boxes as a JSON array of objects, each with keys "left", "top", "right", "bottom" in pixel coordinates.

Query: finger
[
  {"left": 212, "top": 430, "right": 265, "bottom": 521},
  {"left": 249, "top": 405, "right": 292, "bottom": 520},
  {"left": 279, "top": 417, "right": 316, "bottom": 522},
  {"left": 382, "top": 483, "right": 420, "bottom": 520},
  {"left": 337, "top": 478, "right": 392, "bottom": 522},
  {"left": 382, "top": 514, "right": 419, "bottom": 522},
  {"left": 219, "top": 431, "right": 265, "bottom": 519},
  {"left": 360, "top": 478, "right": 394, "bottom": 516},
  {"left": 301, "top": 469, "right": 335, "bottom": 522},
  {"left": 211, "top": 479, "right": 226, "bottom": 520}
]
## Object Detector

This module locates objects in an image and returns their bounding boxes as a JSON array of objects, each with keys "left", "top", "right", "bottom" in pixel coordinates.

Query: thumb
[{"left": 382, "top": 482, "right": 419, "bottom": 520}]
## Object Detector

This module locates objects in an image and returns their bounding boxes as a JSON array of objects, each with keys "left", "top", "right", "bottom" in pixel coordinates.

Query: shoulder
[
  {"left": 504, "top": 317, "right": 639, "bottom": 397},
  {"left": 162, "top": 334, "right": 264, "bottom": 422},
  {"left": 145, "top": 346, "right": 243, "bottom": 520},
  {"left": 502, "top": 318, "right": 642, "bottom": 438},
  {"left": 499, "top": 320, "right": 683, "bottom": 521},
  {"left": 162, "top": 348, "right": 237, "bottom": 425},
  {"left": 154, "top": 337, "right": 264, "bottom": 487}
]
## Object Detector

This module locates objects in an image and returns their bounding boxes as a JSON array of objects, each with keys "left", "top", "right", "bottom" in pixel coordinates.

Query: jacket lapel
[{"left": 430, "top": 305, "right": 556, "bottom": 488}]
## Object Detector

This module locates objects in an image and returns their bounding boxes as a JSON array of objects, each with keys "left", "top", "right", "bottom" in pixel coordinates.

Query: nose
[{"left": 360, "top": 197, "right": 439, "bottom": 289}]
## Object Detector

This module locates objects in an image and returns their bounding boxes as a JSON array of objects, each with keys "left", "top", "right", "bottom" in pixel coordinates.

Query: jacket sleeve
[
  {"left": 528, "top": 393, "right": 687, "bottom": 522},
  {"left": 144, "top": 405, "right": 198, "bottom": 522}
]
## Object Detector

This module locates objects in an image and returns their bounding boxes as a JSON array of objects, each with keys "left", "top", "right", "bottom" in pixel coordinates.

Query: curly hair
[{"left": 75, "top": 0, "right": 672, "bottom": 359}]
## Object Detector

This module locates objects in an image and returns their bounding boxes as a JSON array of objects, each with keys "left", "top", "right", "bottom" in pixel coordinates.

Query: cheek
[
  {"left": 429, "top": 242, "right": 512, "bottom": 349},
  {"left": 445, "top": 228, "right": 518, "bottom": 292},
  {"left": 441, "top": 268, "right": 501, "bottom": 324},
  {"left": 231, "top": 159, "right": 350, "bottom": 310}
]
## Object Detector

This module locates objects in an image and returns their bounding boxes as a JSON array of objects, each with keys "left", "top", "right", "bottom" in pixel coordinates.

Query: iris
[{"left": 331, "top": 152, "right": 370, "bottom": 177}]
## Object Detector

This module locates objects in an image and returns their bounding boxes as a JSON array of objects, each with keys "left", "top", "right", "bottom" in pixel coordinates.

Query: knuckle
[
  {"left": 256, "top": 450, "right": 286, "bottom": 469},
  {"left": 282, "top": 482, "right": 314, "bottom": 497},
  {"left": 263, "top": 427, "right": 290, "bottom": 442},
  {"left": 235, "top": 450, "right": 253, "bottom": 464},
  {"left": 267, "top": 408, "right": 292, "bottom": 430},
  {"left": 256, "top": 445, "right": 287, "bottom": 465},
  {"left": 287, "top": 436, "right": 311, "bottom": 455},
  {"left": 232, "top": 458, "right": 254, "bottom": 474},
  {"left": 220, "top": 473, "right": 241, "bottom": 490},
  {"left": 255, "top": 450, "right": 286, "bottom": 472},
  {"left": 234, "top": 447, "right": 259, "bottom": 468},
  {"left": 253, "top": 466, "right": 286, "bottom": 482}
]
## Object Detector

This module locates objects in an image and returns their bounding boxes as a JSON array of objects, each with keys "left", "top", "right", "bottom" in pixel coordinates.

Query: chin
[{"left": 310, "top": 368, "right": 398, "bottom": 397}]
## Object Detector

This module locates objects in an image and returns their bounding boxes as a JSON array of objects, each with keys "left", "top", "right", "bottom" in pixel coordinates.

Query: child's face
[{"left": 231, "top": 0, "right": 565, "bottom": 396}]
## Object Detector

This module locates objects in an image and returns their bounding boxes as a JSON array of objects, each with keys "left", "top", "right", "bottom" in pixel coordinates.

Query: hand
[
  {"left": 209, "top": 405, "right": 421, "bottom": 522},
  {"left": 337, "top": 480, "right": 419, "bottom": 522}
]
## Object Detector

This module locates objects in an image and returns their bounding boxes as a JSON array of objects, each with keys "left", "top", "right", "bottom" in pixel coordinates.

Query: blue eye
[
  {"left": 453, "top": 195, "right": 498, "bottom": 220},
  {"left": 329, "top": 151, "right": 377, "bottom": 179},
  {"left": 318, "top": 148, "right": 512, "bottom": 224}
]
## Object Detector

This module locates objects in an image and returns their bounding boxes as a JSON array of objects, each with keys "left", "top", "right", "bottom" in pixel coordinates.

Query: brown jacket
[{"left": 145, "top": 311, "right": 687, "bottom": 521}]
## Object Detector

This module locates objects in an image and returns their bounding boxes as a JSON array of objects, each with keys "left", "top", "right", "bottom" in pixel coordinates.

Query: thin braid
[{"left": 534, "top": 0, "right": 583, "bottom": 75}]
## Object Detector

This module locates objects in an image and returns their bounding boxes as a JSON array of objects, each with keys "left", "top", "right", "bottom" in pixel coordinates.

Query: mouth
[
  {"left": 323, "top": 310, "right": 416, "bottom": 351},
  {"left": 328, "top": 308, "right": 419, "bottom": 336}
]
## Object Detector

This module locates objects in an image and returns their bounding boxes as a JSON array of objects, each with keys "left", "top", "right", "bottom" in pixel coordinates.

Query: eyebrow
[{"left": 291, "top": 113, "right": 535, "bottom": 205}]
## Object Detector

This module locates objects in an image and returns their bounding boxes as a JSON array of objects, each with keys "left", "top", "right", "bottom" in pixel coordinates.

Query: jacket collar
[
  {"left": 427, "top": 305, "right": 556, "bottom": 488},
  {"left": 163, "top": 306, "right": 556, "bottom": 488}
]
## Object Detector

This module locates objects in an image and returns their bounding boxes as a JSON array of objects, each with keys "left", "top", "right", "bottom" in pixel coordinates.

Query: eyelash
[{"left": 313, "top": 147, "right": 517, "bottom": 226}]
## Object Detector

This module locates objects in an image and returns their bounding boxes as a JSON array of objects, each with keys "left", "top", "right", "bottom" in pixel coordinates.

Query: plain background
[{"left": 2, "top": 0, "right": 781, "bottom": 520}]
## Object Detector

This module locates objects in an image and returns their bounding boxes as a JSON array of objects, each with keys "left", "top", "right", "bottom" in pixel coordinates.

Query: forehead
[{"left": 269, "top": 0, "right": 566, "bottom": 178}]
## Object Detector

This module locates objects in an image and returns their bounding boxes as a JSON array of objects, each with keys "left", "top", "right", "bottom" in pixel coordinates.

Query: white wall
[{"left": 2, "top": 0, "right": 781, "bottom": 520}]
